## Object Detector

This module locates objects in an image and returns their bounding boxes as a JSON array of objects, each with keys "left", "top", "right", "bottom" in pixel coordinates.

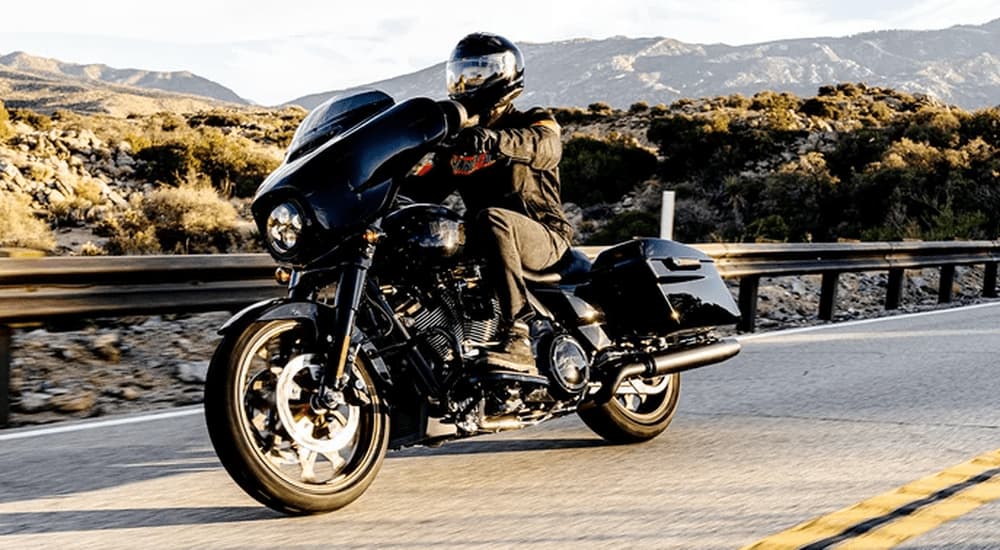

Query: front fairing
[{"left": 252, "top": 96, "right": 452, "bottom": 265}]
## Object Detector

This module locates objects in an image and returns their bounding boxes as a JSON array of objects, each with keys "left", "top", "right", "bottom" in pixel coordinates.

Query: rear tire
[
  {"left": 578, "top": 372, "right": 680, "bottom": 444},
  {"left": 205, "top": 320, "right": 389, "bottom": 514}
]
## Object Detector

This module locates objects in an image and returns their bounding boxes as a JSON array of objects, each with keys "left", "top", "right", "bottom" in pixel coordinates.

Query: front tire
[
  {"left": 578, "top": 372, "right": 680, "bottom": 444},
  {"left": 205, "top": 320, "right": 389, "bottom": 514}
]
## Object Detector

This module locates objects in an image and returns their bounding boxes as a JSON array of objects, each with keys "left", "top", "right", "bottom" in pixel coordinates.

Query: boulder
[{"left": 175, "top": 360, "right": 209, "bottom": 384}]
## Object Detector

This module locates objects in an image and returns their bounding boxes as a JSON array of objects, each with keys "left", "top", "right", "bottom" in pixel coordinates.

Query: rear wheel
[
  {"left": 578, "top": 372, "right": 680, "bottom": 444},
  {"left": 205, "top": 320, "right": 389, "bottom": 514}
]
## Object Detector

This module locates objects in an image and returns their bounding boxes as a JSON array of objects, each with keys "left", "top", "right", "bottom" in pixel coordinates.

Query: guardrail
[{"left": 2, "top": 241, "right": 999, "bottom": 426}]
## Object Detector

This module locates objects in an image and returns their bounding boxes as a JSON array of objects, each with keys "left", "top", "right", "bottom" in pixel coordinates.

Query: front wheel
[
  {"left": 204, "top": 320, "right": 389, "bottom": 514},
  {"left": 578, "top": 372, "right": 680, "bottom": 444}
]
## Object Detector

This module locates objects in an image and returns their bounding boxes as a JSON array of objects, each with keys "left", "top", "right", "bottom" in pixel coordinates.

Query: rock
[
  {"left": 53, "top": 346, "right": 78, "bottom": 361},
  {"left": 91, "top": 332, "right": 122, "bottom": 362},
  {"left": 175, "top": 388, "right": 205, "bottom": 406},
  {"left": 50, "top": 391, "right": 97, "bottom": 413},
  {"left": 175, "top": 360, "right": 209, "bottom": 383},
  {"left": 121, "top": 386, "right": 142, "bottom": 401},
  {"left": 15, "top": 392, "right": 53, "bottom": 413}
]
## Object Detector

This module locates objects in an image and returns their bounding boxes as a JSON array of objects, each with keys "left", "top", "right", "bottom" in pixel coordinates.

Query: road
[{"left": 1, "top": 303, "right": 999, "bottom": 549}]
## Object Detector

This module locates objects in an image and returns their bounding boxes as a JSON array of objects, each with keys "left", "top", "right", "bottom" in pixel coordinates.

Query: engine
[{"left": 388, "top": 263, "right": 502, "bottom": 372}]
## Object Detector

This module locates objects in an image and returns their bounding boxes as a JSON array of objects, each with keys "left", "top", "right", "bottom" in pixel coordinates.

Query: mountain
[
  {"left": 0, "top": 51, "right": 249, "bottom": 105},
  {"left": 288, "top": 18, "right": 1000, "bottom": 111},
  {"left": 0, "top": 51, "right": 249, "bottom": 117}
]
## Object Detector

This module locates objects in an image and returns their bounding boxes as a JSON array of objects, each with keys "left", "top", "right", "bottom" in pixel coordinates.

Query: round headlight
[{"left": 266, "top": 202, "right": 304, "bottom": 254}]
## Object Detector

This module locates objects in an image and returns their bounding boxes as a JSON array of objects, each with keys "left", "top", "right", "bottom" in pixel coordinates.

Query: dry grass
[{"left": 0, "top": 193, "right": 56, "bottom": 251}]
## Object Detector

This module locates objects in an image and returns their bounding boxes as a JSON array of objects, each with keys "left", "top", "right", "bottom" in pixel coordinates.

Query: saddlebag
[{"left": 579, "top": 238, "right": 740, "bottom": 337}]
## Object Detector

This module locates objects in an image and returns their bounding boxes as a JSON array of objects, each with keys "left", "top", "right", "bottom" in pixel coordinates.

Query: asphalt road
[{"left": 1, "top": 303, "right": 999, "bottom": 549}]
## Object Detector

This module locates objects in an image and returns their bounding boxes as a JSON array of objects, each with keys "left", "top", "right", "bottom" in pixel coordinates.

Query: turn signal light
[
  {"left": 275, "top": 266, "right": 293, "bottom": 284},
  {"left": 362, "top": 228, "right": 381, "bottom": 244}
]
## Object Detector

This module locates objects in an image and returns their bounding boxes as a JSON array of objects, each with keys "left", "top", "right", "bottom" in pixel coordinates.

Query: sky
[{"left": 1, "top": 0, "right": 998, "bottom": 105}]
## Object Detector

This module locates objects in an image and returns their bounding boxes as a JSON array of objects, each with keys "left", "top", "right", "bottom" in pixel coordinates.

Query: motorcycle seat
[{"left": 523, "top": 247, "right": 592, "bottom": 285}]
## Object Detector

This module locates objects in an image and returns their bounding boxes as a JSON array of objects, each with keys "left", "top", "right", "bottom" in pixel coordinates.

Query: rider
[{"left": 408, "top": 32, "right": 573, "bottom": 373}]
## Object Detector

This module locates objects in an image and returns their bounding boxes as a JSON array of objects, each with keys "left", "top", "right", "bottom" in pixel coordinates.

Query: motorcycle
[{"left": 203, "top": 90, "right": 742, "bottom": 514}]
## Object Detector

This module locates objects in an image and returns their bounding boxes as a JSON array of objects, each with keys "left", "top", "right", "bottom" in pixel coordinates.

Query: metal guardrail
[{"left": 1, "top": 241, "right": 999, "bottom": 426}]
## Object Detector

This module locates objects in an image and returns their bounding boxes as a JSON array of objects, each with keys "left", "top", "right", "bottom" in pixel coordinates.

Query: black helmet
[{"left": 446, "top": 32, "right": 524, "bottom": 116}]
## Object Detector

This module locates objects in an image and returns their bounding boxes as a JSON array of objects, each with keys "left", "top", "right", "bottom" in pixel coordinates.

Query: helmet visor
[{"left": 446, "top": 51, "right": 518, "bottom": 97}]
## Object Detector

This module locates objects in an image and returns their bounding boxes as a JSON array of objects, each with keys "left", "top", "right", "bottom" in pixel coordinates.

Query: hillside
[
  {"left": 1, "top": 83, "right": 999, "bottom": 258},
  {"left": 290, "top": 18, "right": 1000, "bottom": 111},
  {"left": 0, "top": 52, "right": 247, "bottom": 117}
]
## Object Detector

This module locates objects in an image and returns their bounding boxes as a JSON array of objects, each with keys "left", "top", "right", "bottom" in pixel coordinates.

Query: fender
[{"left": 217, "top": 297, "right": 391, "bottom": 383}]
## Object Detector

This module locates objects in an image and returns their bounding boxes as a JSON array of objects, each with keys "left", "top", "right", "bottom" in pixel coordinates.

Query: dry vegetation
[{"left": 2, "top": 83, "right": 999, "bottom": 256}]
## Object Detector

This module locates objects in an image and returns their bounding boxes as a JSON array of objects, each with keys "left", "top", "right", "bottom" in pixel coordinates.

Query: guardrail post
[
  {"left": 0, "top": 324, "right": 10, "bottom": 427},
  {"left": 985, "top": 263, "right": 998, "bottom": 298},
  {"left": 737, "top": 276, "right": 760, "bottom": 333},
  {"left": 819, "top": 272, "right": 840, "bottom": 321},
  {"left": 885, "top": 268, "right": 904, "bottom": 310},
  {"left": 939, "top": 265, "right": 956, "bottom": 304}
]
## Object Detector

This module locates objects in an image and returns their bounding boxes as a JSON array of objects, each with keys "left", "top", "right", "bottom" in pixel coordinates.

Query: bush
[
  {"left": 143, "top": 184, "right": 242, "bottom": 253},
  {"left": 132, "top": 128, "right": 280, "bottom": 197},
  {"left": 588, "top": 102, "right": 613, "bottom": 115},
  {"left": 0, "top": 100, "right": 12, "bottom": 142},
  {"left": 9, "top": 108, "right": 52, "bottom": 131},
  {"left": 901, "top": 106, "right": 962, "bottom": 148},
  {"left": 560, "top": 134, "right": 657, "bottom": 206},
  {"left": 628, "top": 102, "right": 649, "bottom": 114},
  {"left": 98, "top": 208, "right": 162, "bottom": 255},
  {"left": 0, "top": 193, "right": 55, "bottom": 251}
]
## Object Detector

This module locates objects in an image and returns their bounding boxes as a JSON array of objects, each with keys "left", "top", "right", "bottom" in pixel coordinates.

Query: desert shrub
[
  {"left": 9, "top": 108, "right": 52, "bottom": 131},
  {"left": 142, "top": 184, "right": 242, "bottom": 253},
  {"left": 192, "top": 128, "right": 278, "bottom": 197},
  {"left": 98, "top": 207, "right": 162, "bottom": 255},
  {"left": 588, "top": 102, "right": 613, "bottom": 115},
  {"left": 0, "top": 193, "right": 55, "bottom": 251},
  {"left": 135, "top": 141, "right": 199, "bottom": 185},
  {"left": 729, "top": 153, "right": 840, "bottom": 241},
  {"left": 724, "top": 94, "right": 752, "bottom": 111},
  {"left": 187, "top": 110, "right": 255, "bottom": 128},
  {"left": 0, "top": 100, "right": 12, "bottom": 142},
  {"left": 152, "top": 112, "right": 188, "bottom": 132},
  {"left": 132, "top": 128, "right": 279, "bottom": 197},
  {"left": 825, "top": 127, "right": 894, "bottom": 182},
  {"left": 961, "top": 107, "right": 1000, "bottom": 147},
  {"left": 628, "top": 102, "right": 649, "bottom": 114},
  {"left": 801, "top": 96, "right": 848, "bottom": 120},
  {"left": 750, "top": 91, "right": 803, "bottom": 130},
  {"left": 79, "top": 241, "right": 107, "bottom": 256},
  {"left": 560, "top": 134, "right": 657, "bottom": 206},
  {"left": 649, "top": 103, "right": 670, "bottom": 116},
  {"left": 901, "top": 106, "right": 962, "bottom": 148},
  {"left": 74, "top": 179, "right": 105, "bottom": 204}
]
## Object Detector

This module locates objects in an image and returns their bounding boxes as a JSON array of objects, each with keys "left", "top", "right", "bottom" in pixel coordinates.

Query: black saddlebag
[{"left": 579, "top": 238, "right": 740, "bottom": 337}]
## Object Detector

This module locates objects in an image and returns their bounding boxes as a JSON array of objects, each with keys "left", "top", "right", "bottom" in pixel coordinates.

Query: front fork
[{"left": 289, "top": 232, "right": 378, "bottom": 393}]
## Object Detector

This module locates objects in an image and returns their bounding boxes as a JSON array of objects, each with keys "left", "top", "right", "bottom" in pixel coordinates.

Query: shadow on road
[
  {"left": 0, "top": 443, "right": 221, "bottom": 504},
  {"left": 389, "top": 437, "right": 609, "bottom": 458},
  {"left": 0, "top": 506, "right": 277, "bottom": 535}
]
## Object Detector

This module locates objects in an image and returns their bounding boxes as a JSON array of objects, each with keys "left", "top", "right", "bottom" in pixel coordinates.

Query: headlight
[{"left": 266, "top": 202, "right": 304, "bottom": 254}]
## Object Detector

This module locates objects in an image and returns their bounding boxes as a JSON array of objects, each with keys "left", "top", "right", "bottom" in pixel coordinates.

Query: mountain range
[
  {"left": 2, "top": 18, "right": 999, "bottom": 116},
  {"left": 291, "top": 18, "right": 1000, "bottom": 111},
  {"left": 0, "top": 51, "right": 248, "bottom": 116}
]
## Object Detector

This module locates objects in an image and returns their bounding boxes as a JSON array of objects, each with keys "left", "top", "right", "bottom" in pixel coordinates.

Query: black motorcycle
[{"left": 204, "top": 90, "right": 742, "bottom": 514}]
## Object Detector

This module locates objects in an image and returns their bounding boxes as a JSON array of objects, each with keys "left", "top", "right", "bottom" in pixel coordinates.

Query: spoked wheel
[
  {"left": 578, "top": 372, "right": 680, "bottom": 444},
  {"left": 205, "top": 320, "right": 389, "bottom": 514}
]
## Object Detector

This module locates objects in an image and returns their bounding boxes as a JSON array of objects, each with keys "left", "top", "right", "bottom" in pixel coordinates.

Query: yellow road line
[{"left": 741, "top": 449, "right": 1000, "bottom": 550}]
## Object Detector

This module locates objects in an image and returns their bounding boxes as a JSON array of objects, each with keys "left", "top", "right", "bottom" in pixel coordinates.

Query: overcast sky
[{"left": 1, "top": 0, "right": 998, "bottom": 105}]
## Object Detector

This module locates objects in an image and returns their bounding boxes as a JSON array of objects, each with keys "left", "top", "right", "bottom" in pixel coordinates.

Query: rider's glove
[{"left": 453, "top": 127, "right": 499, "bottom": 156}]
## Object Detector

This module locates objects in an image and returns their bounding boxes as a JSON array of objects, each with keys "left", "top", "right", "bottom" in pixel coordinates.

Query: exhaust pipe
[{"left": 592, "top": 338, "right": 741, "bottom": 405}]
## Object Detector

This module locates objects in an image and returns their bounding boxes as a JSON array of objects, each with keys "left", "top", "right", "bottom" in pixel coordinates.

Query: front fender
[{"left": 216, "top": 298, "right": 391, "bottom": 384}]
